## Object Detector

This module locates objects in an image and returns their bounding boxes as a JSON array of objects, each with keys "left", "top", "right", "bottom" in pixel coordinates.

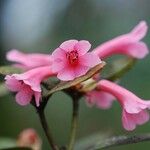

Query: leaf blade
[
  {"left": 45, "top": 61, "right": 105, "bottom": 96},
  {"left": 0, "top": 66, "right": 22, "bottom": 76}
]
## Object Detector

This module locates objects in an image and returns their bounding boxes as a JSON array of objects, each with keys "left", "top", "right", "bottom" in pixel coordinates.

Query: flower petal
[
  {"left": 52, "top": 48, "right": 66, "bottom": 60},
  {"left": 133, "top": 110, "right": 149, "bottom": 125},
  {"left": 51, "top": 59, "right": 67, "bottom": 72},
  {"left": 16, "top": 88, "right": 33, "bottom": 106},
  {"left": 122, "top": 109, "right": 136, "bottom": 131},
  {"left": 74, "top": 65, "right": 89, "bottom": 78},
  {"left": 79, "top": 53, "right": 101, "bottom": 67},
  {"left": 57, "top": 67, "right": 75, "bottom": 81},
  {"left": 23, "top": 79, "right": 41, "bottom": 92},
  {"left": 96, "top": 91, "right": 114, "bottom": 109},
  {"left": 75, "top": 40, "right": 91, "bottom": 56},
  {"left": 86, "top": 91, "right": 114, "bottom": 109},
  {"left": 131, "top": 21, "right": 148, "bottom": 41},
  {"left": 124, "top": 98, "right": 148, "bottom": 114},
  {"left": 122, "top": 109, "right": 149, "bottom": 131},
  {"left": 6, "top": 49, "right": 26, "bottom": 63},
  {"left": 125, "top": 42, "right": 149, "bottom": 59},
  {"left": 5, "top": 75, "right": 23, "bottom": 92},
  {"left": 60, "top": 40, "right": 78, "bottom": 52}
]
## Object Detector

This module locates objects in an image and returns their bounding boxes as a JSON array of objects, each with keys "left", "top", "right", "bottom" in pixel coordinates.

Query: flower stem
[
  {"left": 68, "top": 98, "right": 80, "bottom": 150},
  {"left": 38, "top": 110, "right": 59, "bottom": 150},
  {"left": 87, "top": 134, "right": 150, "bottom": 150}
]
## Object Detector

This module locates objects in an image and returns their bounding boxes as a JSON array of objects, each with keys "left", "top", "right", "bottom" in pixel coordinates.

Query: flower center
[{"left": 66, "top": 50, "right": 79, "bottom": 65}]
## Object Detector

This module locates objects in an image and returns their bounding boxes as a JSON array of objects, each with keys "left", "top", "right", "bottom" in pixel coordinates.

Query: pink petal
[
  {"left": 57, "top": 67, "right": 75, "bottom": 81},
  {"left": 51, "top": 59, "right": 67, "bottom": 72},
  {"left": 13, "top": 66, "right": 54, "bottom": 84},
  {"left": 5, "top": 75, "right": 23, "bottom": 92},
  {"left": 74, "top": 65, "right": 89, "bottom": 78},
  {"left": 60, "top": 40, "right": 78, "bottom": 52},
  {"left": 122, "top": 109, "right": 136, "bottom": 131},
  {"left": 124, "top": 98, "right": 148, "bottom": 114},
  {"left": 51, "top": 48, "right": 66, "bottom": 60},
  {"left": 125, "top": 42, "right": 149, "bottom": 59},
  {"left": 6, "top": 49, "right": 26, "bottom": 62},
  {"left": 51, "top": 48, "right": 67, "bottom": 72},
  {"left": 122, "top": 110, "right": 149, "bottom": 131},
  {"left": 23, "top": 79, "right": 41, "bottom": 92},
  {"left": 74, "top": 40, "right": 91, "bottom": 56},
  {"left": 11, "top": 66, "right": 54, "bottom": 94},
  {"left": 86, "top": 91, "right": 114, "bottom": 109},
  {"left": 96, "top": 91, "right": 114, "bottom": 109},
  {"left": 133, "top": 110, "right": 149, "bottom": 125},
  {"left": 79, "top": 53, "right": 101, "bottom": 67},
  {"left": 131, "top": 21, "right": 148, "bottom": 41},
  {"left": 16, "top": 88, "right": 33, "bottom": 106}
]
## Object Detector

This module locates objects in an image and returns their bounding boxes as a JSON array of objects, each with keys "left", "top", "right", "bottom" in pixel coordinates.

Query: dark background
[{"left": 0, "top": 0, "right": 150, "bottom": 149}]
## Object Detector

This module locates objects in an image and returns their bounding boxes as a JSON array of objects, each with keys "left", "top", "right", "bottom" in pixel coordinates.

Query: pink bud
[{"left": 17, "top": 128, "right": 41, "bottom": 150}]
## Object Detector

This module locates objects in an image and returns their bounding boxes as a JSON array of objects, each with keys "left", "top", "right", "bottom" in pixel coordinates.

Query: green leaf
[
  {"left": 0, "top": 66, "right": 22, "bottom": 76},
  {"left": 102, "top": 58, "right": 136, "bottom": 81},
  {"left": 0, "top": 138, "right": 16, "bottom": 149},
  {"left": 0, "top": 83, "right": 8, "bottom": 97},
  {"left": 45, "top": 62, "right": 106, "bottom": 97},
  {"left": 0, "top": 138, "right": 31, "bottom": 150}
]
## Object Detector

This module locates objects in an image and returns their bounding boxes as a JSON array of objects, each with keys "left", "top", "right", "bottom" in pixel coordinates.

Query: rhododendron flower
[
  {"left": 93, "top": 21, "right": 149, "bottom": 59},
  {"left": 86, "top": 90, "right": 114, "bottom": 109},
  {"left": 17, "top": 128, "right": 41, "bottom": 150},
  {"left": 99, "top": 80, "right": 150, "bottom": 131},
  {"left": 6, "top": 49, "right": 51, "bottom": 70},
  {"left": 51, "top": 40, "right": 101, "bottom": 81},
  {"left": 5, "top": 66, "right": 55, "bottom": 106}
]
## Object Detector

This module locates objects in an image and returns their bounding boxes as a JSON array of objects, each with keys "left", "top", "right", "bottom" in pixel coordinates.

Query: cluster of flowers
[{"left": 5, "top": 21, "right": 150, "bottom": 131}]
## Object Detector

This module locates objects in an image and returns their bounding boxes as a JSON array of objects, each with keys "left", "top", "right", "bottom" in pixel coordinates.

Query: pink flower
[
  {"left": 5, "top": 66, "right": 55, "bottom": 106},
  {"left": 51, "top": 40, "right": 101, "bottom": 81},
  {"left": 86, "top": 90, "right": 114, "bottom": 109},
  {"left": 6, "top": 49, "right": 51, "bottom": 70},
  {"left": 93, "top": 21, "right": 149, "bottom": 59},
  {"left": 17, "top": 128, "right": 41, "bottom": 150},
  {"left": 99, "top": 79, "right": 150, "bottom": 131}
]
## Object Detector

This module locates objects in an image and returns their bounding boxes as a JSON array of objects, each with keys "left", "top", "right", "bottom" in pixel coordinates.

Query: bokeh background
[{"left": 0, "top": 0, "right": 150, "bottom": 150}]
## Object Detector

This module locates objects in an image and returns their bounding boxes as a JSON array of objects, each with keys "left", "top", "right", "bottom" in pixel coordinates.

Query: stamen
[{"left": 66, "top": 50, "right": 78, "bottom": 65}]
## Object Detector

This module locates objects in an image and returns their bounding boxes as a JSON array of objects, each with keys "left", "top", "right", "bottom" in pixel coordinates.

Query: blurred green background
[{"left": 0, "top": 0, "right": 150, "bottom": 149}]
